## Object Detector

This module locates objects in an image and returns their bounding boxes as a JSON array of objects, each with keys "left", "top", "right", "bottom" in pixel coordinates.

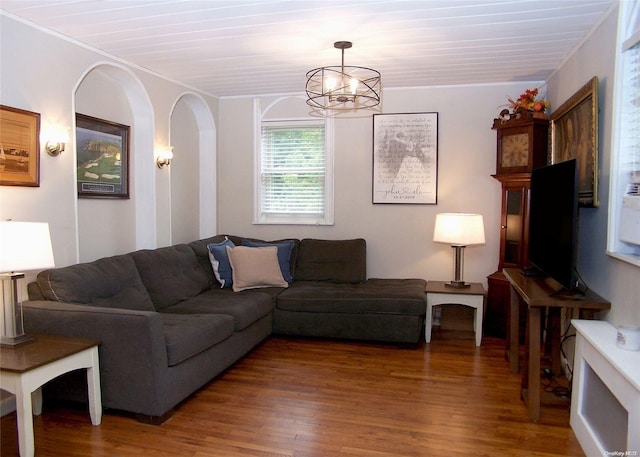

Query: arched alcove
[
  {"left": 74, "top": 63, "right": 155, "bottom": 262},
  {"left": 169, "top": 93, "right": 216, "bottom": 243}
]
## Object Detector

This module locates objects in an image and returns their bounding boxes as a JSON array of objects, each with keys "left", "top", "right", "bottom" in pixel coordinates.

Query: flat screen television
[{"left": 528, "top": 159, "right": 580, "bottom": 292}]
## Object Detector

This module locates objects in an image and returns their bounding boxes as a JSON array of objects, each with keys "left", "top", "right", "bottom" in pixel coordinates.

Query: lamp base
[
  {"left": 445, "top": 281, "right": 471, "bottom": 288},
  {"left": 0, "top": 334, "right": 36, "bottom": 348}
]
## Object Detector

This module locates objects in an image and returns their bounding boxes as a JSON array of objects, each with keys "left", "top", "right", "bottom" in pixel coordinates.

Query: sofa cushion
[
  {"left": 241, "top": 239, "right": 295, "bottom": 283},
  {"left": 294, "top": 238, "right": 366, "bottom": 284},
  {"left": 163, "top": 288, "right": 275, "bottom": 331},
  {"left": 160, "top": 313, "right": 234, "bottom": 366},
  {"left": 132, "top": 245, "right": 210, "bottom": 311},
  {"left": 276, "top": 278, "right": 426, "bottom": 315},
  {"left": 227, "top": 246, "right": 288, "bottom": 292},
  {"left": 36, "top": 254, "right": 155, "bottom": 311}
]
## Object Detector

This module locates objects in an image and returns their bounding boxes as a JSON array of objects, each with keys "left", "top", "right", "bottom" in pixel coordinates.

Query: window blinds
[
  {"left": 621, "top": 2, "right": 640, "bottom": 184},
  {"left": 260, "top": 123, "right": 326, "bottom": 215},
  {"left": 621, "top": 40, "right": 640, "bottom": 183}
]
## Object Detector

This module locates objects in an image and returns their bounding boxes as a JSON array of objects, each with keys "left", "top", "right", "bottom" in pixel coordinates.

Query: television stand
[{"left": 502, "top": 268, "right": 611, "bottom": 421}]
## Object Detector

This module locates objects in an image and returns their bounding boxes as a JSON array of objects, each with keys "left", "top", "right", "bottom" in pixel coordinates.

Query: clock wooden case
[
  {"left": 492, "top": 116, "right": 549, "bottom": 175},
  {"left": 485, "top": 114, "right": 549, "bottom": 340}
]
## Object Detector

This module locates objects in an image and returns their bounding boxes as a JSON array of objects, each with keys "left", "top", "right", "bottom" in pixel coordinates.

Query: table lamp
[
  {"left": 0, "top": 221, "right": 55, "bottom": 347},
  {"left": 433, "top": 213, "right": 485, "bottom": 288}
]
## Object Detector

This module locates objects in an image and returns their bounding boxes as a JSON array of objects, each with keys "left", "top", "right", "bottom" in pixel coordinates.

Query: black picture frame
[
  {"left": 372, "top": 112, "right": 438, "bottom": 204},
  {"left": 76, "top": 114, "right": 130, "bottom": 199}
]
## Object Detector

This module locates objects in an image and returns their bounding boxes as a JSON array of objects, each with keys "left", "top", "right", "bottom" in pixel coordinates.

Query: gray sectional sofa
[{"left": 24, "top": 235, "right": 426, "bottom": 424}]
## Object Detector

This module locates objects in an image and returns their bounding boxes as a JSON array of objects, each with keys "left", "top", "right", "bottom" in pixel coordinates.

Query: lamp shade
[
  {"left": 0, "top": 221, "right": 55, "bottom": 273},
  {"left": 433, "top": 213, "right": 485, "bottom": 246}
]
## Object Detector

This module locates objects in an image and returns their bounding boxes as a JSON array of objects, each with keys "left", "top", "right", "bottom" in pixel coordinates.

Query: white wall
[
  {"left": 547, "top": 4, "right": 640, "bottom": 326},
  {"left": 0, "top": 13, "right": 218, "bottom": 271},
  {"left": 170, "top": 98, "right": 201, "bottom": 244},
  {"left": 218, "top": 83, "right": 540, "bottom": 284}
]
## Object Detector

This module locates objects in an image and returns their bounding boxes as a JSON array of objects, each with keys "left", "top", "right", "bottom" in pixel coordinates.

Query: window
[
  {"left": 608, "top": 0, "right": 640, "bottom": 265},
  {"left": 255, "top": 119, "right": 334, "bottom": 225}
]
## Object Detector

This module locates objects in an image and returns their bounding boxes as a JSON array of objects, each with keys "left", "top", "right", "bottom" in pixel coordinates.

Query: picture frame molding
[
  {"left": 76, "top": 113, "right": 130, "bottom": 199},
  {"left": 550, "top": 76, "right": 599, "bottom": 207},
  {"left": 0, "top": 105, "right": 41, "bottom": 187},
  {"left": 372, "top": 112, "right": 438, "bottom": 205}
]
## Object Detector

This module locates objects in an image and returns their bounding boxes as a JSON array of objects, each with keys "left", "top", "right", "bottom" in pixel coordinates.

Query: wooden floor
[{"left": 1, "top": 331, "right": 584, "bottom": 457}]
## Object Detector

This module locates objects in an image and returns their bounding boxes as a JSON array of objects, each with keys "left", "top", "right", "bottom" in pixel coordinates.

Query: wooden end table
[
  {"left": 425, "top": 281, "right": 486, "bottom": 346},
  {"left": 503, "top": 268, "right": 610, "bottom": 421},
  {"left": 0, "top": 334, "right": 102, "bottom": 457}
]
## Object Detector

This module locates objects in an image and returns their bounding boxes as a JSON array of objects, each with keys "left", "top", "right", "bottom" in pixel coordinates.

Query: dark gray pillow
[
  {"left": 132, "top": 244, "right": 210, "bottom": 311},
  {"left": 294, "top": 238, "right": 366, "bottom": 284},
  {"left": 36, "top": 254, "right": 155, "bottom": 311}
]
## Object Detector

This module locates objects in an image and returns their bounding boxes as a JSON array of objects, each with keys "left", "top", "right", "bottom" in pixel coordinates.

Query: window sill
[{"left": 606, "top": 250, "right": 640, "bottom": 268}]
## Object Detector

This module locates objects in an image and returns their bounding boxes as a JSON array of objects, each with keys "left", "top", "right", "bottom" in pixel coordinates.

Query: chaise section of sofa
[{"left": 272, "top": 238, "right": 427, "bottom": 344}]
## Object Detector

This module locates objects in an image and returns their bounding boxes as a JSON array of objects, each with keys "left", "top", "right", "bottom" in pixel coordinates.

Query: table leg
[
  {"left": 528, "top": 306, "right": 541, "bottom": 421},
  {"left": 15, "top": 380, "right": 35, "bottom": 457},
  {"left": 32, "top": 388, "right": 42, "bottom": 416},
  {"left": 509, "top": 286, "right": 520, "bottom": 373},
  {"left": 549, "top": 307, "right": 562, "bottom": 375},
  {"left": 425, "top": 302, "right": 433, "bottom": 343},
  {"left": 86, "top": 347, "right": 102, "bottom": 425},
  {"left": 474, "top": 303, "right": 483, "bottom": 347}
]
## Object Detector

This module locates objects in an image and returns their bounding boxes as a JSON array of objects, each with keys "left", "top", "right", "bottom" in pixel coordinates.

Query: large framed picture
[
  {"left": 76, "top": 114, "right": 130, "bottom": 198},
  {"left": 372, "top": 112, "right": 438, "bottom": 204},
  {"left": 0, "top": 105, "right": 40, "bottom": 187},
  {"left": 550, "top": 76, "right": 599, "bottom": 207}
]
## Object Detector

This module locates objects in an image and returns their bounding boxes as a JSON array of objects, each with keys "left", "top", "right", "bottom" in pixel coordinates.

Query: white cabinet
[{"left": 571, "top": 320, "right": 640, "bottom": 456}]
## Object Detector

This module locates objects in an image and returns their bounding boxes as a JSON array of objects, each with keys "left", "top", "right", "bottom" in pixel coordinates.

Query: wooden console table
[{"left": 502, "top": 268, "right": 610, "bottom": 421}]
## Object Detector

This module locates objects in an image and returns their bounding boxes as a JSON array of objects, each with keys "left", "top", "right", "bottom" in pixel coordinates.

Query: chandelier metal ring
[{"left": 305, "top": 41, "right": 381, "bottom": 111}]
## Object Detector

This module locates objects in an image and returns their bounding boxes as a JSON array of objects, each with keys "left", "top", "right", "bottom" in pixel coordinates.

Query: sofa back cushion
[
  {"left": 36, "top": 254, "right": 155, "bottom": 311},
  {"left": 132, "top": 244, "right": 210, "bottom": 311},
  {"left": 294, "top": 238, "right": 366, "bottom": 284}
]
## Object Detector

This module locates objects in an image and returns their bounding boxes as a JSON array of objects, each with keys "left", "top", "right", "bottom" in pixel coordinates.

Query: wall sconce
[
  {"left": 44, "top": 131, "right": 69, "bottom": 157},
  {"left": 156, "top": 149, "right": 173, "bottom": 168},
  {"left": 45, "top": 140, "right": 65, "bottom": 157}
]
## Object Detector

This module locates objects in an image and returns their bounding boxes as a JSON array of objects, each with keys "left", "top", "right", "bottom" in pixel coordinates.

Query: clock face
[{"left": 500, "top": 133, "right": 529, "bottom": 167}]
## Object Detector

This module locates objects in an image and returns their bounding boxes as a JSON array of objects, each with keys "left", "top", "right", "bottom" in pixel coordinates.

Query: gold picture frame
[
  {"left": 550, "top": 76, "right": 599, "bottom": 207},
  {"left": 0, "top": 105, "right": 41, "bottom": 187}
]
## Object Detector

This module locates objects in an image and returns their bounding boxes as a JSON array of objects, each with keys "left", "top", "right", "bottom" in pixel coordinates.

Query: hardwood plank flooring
[{"left": 1, "top": 332, "right": 584, "bottom": 456}]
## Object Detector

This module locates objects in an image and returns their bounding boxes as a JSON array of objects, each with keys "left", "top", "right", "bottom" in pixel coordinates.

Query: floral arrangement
[{"left": 509, "top": 88, "right": 550, "bottom": 113}]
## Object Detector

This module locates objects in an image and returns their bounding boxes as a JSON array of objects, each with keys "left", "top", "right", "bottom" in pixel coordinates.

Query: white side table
[
  {"left": 425, "top": 281, "right": 485, "bottom": 346},
  {"left": 0, "top": 334, "right": 102, "bottom": 457}
]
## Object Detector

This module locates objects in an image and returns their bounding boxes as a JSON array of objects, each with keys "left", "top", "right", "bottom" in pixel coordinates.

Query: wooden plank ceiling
[{"left": 1, "top": 0, "right": 615, "bottom": 97}]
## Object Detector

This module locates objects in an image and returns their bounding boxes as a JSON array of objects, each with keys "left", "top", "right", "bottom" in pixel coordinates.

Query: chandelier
[{"left": 305, "top": 41, "right": 381, "bottom": 111}]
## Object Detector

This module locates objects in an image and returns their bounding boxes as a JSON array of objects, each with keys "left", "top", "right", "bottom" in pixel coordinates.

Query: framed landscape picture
[
  {"left": 372, "top": 112, "right": 438, "bottom": 204},
  {"left": 550, "top": 76, "right": 599, "bottom": 207},
  {"left": 76, "top": 114, "right": 130, "bottom": 198},
  {"left": 0, "top": 105, "right": 40, "bottom": 187}
]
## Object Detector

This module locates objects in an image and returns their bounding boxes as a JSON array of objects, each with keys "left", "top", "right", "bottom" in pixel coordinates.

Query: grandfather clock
[{"left": 485, "top": 112, "right": 548, "bottom": 338}]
